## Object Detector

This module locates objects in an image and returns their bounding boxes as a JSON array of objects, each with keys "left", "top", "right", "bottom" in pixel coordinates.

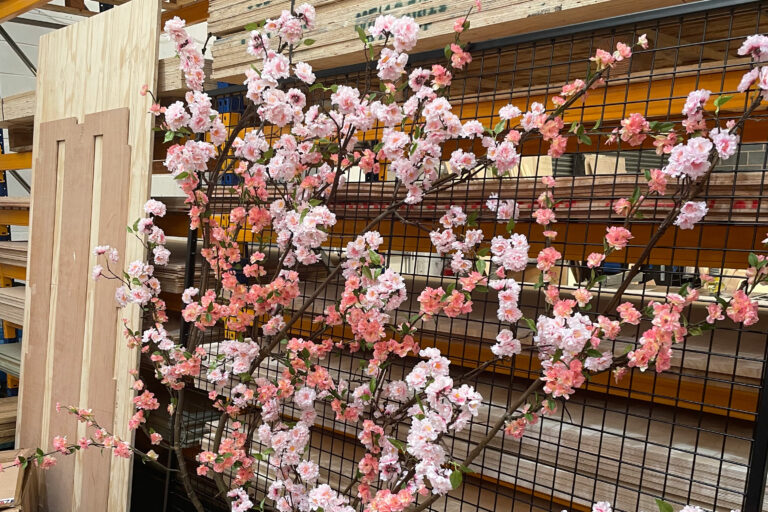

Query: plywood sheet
[{"left": 16, "top": 0, "right": 161, "bottom": 511}]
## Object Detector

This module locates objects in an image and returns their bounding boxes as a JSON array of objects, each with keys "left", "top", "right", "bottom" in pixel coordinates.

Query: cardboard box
[{"left": 0, "top": 449, "right": 35, "bottom": 510}]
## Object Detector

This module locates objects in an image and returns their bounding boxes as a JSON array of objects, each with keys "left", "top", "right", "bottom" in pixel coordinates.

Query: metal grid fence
[{"left": 134, "top": 1, "right": 768, "bottom": 511}]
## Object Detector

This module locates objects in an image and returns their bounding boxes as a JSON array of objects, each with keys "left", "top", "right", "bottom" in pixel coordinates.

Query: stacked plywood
[
  {"left": 209, "top": 0, "right": 690, "bottom": 82},
  {"left": 0, "top": 343, "right": 21, "bottom": 379},
  {"left": 0, "top": 242, "right": 27, "bottom": 268},
  {"left": 0, "top": 397, "right": 17, "bottom": 444},
  {"left": 0, "top": 397, "right": 17, "bottom": 445},
  {"left": 0, "top": 287, "right": 25, "bottom": 327}
]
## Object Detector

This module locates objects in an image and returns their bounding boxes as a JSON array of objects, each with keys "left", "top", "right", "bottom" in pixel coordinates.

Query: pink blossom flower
[
  {"left": 450, "top": 44, "right": 472, "bottom": 70},
  {"left": 53, "top": 435, "right": 69, "bottom": 454},
  {"left": 491, "top": 329, "right": 521, "bottom": 357},
  {"left": 613, "top": 198, "right": 631, "bottom": 216},
  {"left": 533, "top": 208, "right": 556, "bottom": 226},
  {"left": 587, "top": 252, "right": 605, "bottom": 268},
  {"left": 391, "top": 16, "right": 419, "bottom": 52},
  {"left": 674, "top": 201, "right": 708, "bottom": 230},
  {"left": 706, "top": 303, "right": 724, "bottom": 324},
  {"left": 590, "top": 48, "right": 615, "bottom": 70},
  {"left": 617, "top": 302, "right": 641, "bottom": 324},
  {"left": 605, "top": 226, "right": 633, "bottom": 250},
  {"left": 536, "top": 247, "right": 561, "bottom": 272},
  {"left": 648, "top": 168, "right": 668, "bottom": 194},
  {"left": 548, "top": 135, "right": 568, "bottom": 158},
  {"left": 294, "top": 62, "right": 315, "bottom": 84},
  {"left": 709, "top": 127, "right": 739, "bottom": 159},
  {"left": 593, "top": 501, "right": 613, "bottom": 512},
  {"left": 619, "top": 113, "right": 649, "bottom": 145},
  {"left": 727, "top": 289, "right": 759, "bottom": 325},
  {"left": 613, "top": 42, "right": 632, "bottom": 61},
  {"left": 637, "top": 34, "right": 649, "bottom": 49},
  {"left": 453, "top": 17, "right": 466, "bottom": 33},
  {"left": 737, "top": 34, "right": 768, "bottom": 61},
  {"left": 498, "top": 104, "right": 521, "bottom": 120}
]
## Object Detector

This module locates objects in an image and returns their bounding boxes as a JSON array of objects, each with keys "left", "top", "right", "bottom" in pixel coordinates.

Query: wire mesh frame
[{"left": 154, "top": 1, "right": 768, "bottom": 511}]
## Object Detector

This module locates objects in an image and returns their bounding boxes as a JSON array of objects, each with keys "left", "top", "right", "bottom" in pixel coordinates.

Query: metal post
[{"left": 745, "top": 333, "right": 768, "bottom": 510}]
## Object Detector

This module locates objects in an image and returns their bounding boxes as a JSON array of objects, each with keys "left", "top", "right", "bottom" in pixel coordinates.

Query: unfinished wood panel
[
  {"left": 210, "top": 0, "right": 690, "bottom": 81},
  {"left": 17, "top": 0, "right": 160, "bottom": 510}
]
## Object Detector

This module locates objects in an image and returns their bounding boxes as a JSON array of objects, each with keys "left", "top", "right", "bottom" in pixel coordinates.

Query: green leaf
[
  {"left": 362, "top": 266, "right": 373, "bottom": 280},
  {"left": 356, "top": 26, "right": 368, "bottom": 45},
  {"left": 523, "top": 317, "right": 537, "bottom": 333},
  {"left": 304, "top": 38, "right": 316, "bottom": 46},
  {"left": 494, "top": 119, "right": 507, "bottom": 135},
  {"left": 174, "top": 171, "right": 189, "bottom": 180},
  {"left": 630, "top": 186, "right": 641, "bottom": 204},
  {"left": 308, "top": 82, "right": 326, "bottom": 92},
  {"left": 444, "top": 283, "right": 456, "bottom": 296},
  {"left": 714, "top": 94, "right": 733, "bottom": 113},
  {"left": 444, "top": 44, "right": 452, "bottom": 59},
  {"left": 309, "top": 198, "right": 322, "bottom": 206},
  {"left": 388, "top": 437, "right": 406, "bottom": 451},
  {"left": 506, "top": 218, "right": 516, "bottom": 233},
  {"left": 593, "top": 119, "right": 602, "bottom": 130},
  {"left": 475, "top": 258, "right": 486, "bottom": 274},
  {"left": 369, "top": 377, "right": 377, "bottom": 393},
  {"left": 466, "top": 211, "right": 479, "bottom": 227},
  {"left": 578, "top": 133, "right": 592, "bottom": 145},
  {"left": 644, "top": 169, "right": 652, "bottom": 181},
  {"left": 450, "top": 470, "right": 463, "bottom": 489},
  {"left": 164, "top": 131, "right": 174, "bottom": 143},
  {"left": 369, "top": 250, "right": 381, "bottom": 266},
  {"left": 585, "top": 349, "right": 603, "bottom": 357},
  {"left": 748, "top": 252, "right": 759, "bottom": 268},
  {"left": 688, "top": 326, "right": 703, "bottom": 336},
  {"left": 568, "top": 121, "right": 579, "bottom": 134},
  {"left": 477, "top": 247, "right": 490, "bottom": 257},
  {"left": 656, "top": 499, "right": 674, "bottom": 512}
]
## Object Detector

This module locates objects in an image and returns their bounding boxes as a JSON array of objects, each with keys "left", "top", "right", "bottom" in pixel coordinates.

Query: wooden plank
[
  {"left": 16, "top": 0, "right": 161, "bottom": 510},
  {"left": 0, "top": 0, "right": 48, "bottom": 23}
]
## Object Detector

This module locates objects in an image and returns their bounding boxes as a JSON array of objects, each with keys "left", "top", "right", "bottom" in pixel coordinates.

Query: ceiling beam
[
  {"left": 161, "top": 0, "right": 207, "bottom": 25},
  {"left": 37, "top": 3, "right": 95, "bottom": 16},
  {"left": 0, "top": 0, "right": 49, "bottom": 23}
]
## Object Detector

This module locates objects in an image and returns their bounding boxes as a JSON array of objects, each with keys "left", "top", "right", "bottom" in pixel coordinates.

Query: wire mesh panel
[{"left": 143, "top": 1, "right": 768, "bottom": 511}]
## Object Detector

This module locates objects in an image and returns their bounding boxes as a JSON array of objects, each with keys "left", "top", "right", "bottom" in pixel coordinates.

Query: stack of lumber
[
  {"left": 0, "top": 343, "right": 21, "bottom": 378},
  {"left": 156, "top": 57, "right": 215, "bottom": 96},
  {"left": 154, "top": 237, "right": 202, "bottom": 294},
  {"left": 208, "top": 0, "right": 691, "bottom": 82},
  {"left": 0, "top": 242, "right": 27, "bottom": 268},
  {"left": 0, "top": 197, "right": 29, "bottom": 212},
  {"left": 0, "top": 396, "right": 17, "bottom": 445},
  {"left": 0, "top": 287, "right": 24, "bottom": 327}
]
